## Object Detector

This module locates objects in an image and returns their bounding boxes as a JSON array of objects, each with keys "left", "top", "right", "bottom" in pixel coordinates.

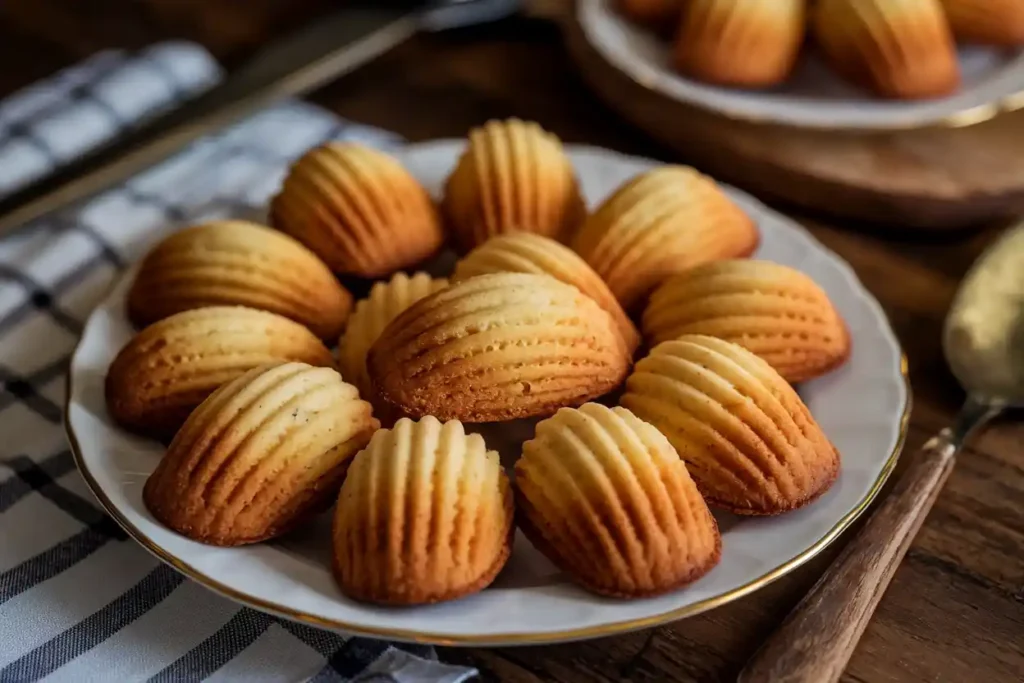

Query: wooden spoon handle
[{"left": 738, "top": 432, "right": 958, "bottom": 683}]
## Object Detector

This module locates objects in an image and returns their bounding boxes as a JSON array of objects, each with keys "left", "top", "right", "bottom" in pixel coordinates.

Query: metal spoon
[{"left": 739, "top": 222, "right": 1024, "bottom": 683}]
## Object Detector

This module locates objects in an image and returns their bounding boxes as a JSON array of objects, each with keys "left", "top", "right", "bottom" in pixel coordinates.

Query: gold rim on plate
[{"left": 63, "top": 355, "right": 911, "bottom": 646}]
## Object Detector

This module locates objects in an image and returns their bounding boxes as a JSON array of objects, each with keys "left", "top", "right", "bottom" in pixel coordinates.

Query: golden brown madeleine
[
  {"left": 442, "top": 119, "right": 585, "bottom": 251},
  {"left": 516, "top": 403, "right": 721, "bottom": 598},
  {"left": 368, "top": 273, "right": 631, "bottom": 422},
  {"left": 105, "top": 307, "right": 335, "bottom": 439},
  {"left": 674, "top": 0, "right": 806, "bottom": 87},
  {"left": 643, "top": 260, "right": 850, "bottom": 382},
  {"left": 452, "top": 232, "right": 640, "bottom": 354},
  {"left": 144, "top": 362, "right": 378, "bottom": 545},
  {"left": 572, "top": 166, "right": 758, "bottom": 311},
  {"left": 127, "top": 220, "right": 352, "bottom": 340},
  {"left": 813, "top": 0, "right": 960, "bottom": 99},
  {"left": 618, "top": 0, "right": 683, "bottom": 27},
  {"left": 338, "top": 271, "right": 448, "bottom": 399},
  {"left": 940, "top": 0, "right": 1024, "bottom": 45},
  {"left": 270, "top": 143, "right": 444, "bottom": 277},
  {"left": 332, "top": 416, "right": 513, "bottom": 605},
  {"left": 620, "top": 335, "right": 840, "bottom": 515}
]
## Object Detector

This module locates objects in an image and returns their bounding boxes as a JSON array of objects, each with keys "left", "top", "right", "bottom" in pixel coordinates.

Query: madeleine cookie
[
  {"left": 516, "top": 403, "right": 721, "bottom": 598},
  {"left": 572, "top": 166, "right": 758, "bottom": 311},
  {"left": 270, "top": 143, "right": 444, "bottom": 277},
  {"left": 813, "top": 0, "right": 960, "bottom": 99},
  {"left": 674, "top": 0, "right": 806, "bottom": 87},
  {"left": 338, "top": 271, "right": 448, "bottom": 399},
  {"left": 620, "top": 335, "right": 840, "bottom": 515},
  {"left": 940, "top": 0, "right": 1024, "bottom": 45},
  {"left": 452, "top": 232, "right": 640, "bottom": 354},
  {"left": 443, "top": 119, "right": 584, "bottom": 251},
  {"left": 643, "top": 260, "right": 850, "bottom": 382},
  {"left": 127, "top": 220, "right": 352, "bottom": 340},
  {"left": 144, "top": 362, "right": 377, "bottom": 545},
  {"left": 368, "top": 273, "right": 631, "bottom": 422},
  {"left": 333, "top": 416, "right": 513, "bottom": 605},
  {"left": 105, "top": 307, "right": 334, "bottom": 439}
]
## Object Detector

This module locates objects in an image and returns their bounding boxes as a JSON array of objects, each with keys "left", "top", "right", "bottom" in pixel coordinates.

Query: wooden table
[{"left": 2, "top": 2, "right": 1021, "bottom": 681}]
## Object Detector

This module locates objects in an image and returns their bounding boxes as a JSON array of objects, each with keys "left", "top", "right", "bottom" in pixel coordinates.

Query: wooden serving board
[{"left": 558, "top": 6, "right": 1024, "bottom": 231}]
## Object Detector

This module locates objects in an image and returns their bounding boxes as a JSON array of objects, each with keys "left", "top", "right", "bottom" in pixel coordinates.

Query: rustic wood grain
[
  {"left": 0, "top": 3, "right": 1022, "bottom": 682},
  {"left": 739, "top": 434, "right": 961, "bottom": 683}
]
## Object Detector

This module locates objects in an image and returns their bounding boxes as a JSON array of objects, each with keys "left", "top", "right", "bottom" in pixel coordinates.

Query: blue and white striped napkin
[{"left": 0, "top": 41, "right": 476, "bottom": 683}]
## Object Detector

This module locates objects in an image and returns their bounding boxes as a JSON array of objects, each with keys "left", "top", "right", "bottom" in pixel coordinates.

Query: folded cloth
[
  {"left": 0, "top": 42, "right": 220, "bottom": 198},
  {"left": 0, "top": 42, "right": 476, "bottom": 683}
]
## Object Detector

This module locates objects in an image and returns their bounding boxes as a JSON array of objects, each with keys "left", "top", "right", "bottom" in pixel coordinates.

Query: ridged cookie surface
[
  {"left": 813, "top": 0, "right": 960, "bottom": 99},
  {"left": 144, "top": 362, "right": 378, "bottom": 545},
  {"left": 367, "top": 273, "right": 631, "bottom": 422},
  {"left": 338, "top": 271, "right": 448, "bottom": 399},
  {"left": 643, "top": 260, "right": 850, "bottom": 382},
  {"left": 127, "top": 220, "right": 352, "bottom": 340},
  {"left": 516, "top": 403, "right": 721, "bottom": 598},
  {"left": 674, "top": 0, "right": 806, "bottom": 87},
  {"left": 452, "top": 232, "right": 639, "bottom": 354},
  {"left": 332, "top": 416, "right": 513, "bottom": 605},
  {"left": 940, "top": 0, "right": 1024, "bottom": 45},
  {"left": 270, "top": 143, "right": 444, "bottom": 277},
  {"left": 572, "top": 166, "right": 758, "bottom": 311},
  {"left": 443, "top": 119, "right": 584, "bottom": 251},
  {"left": 105, "top": 307, "right": 334, "bottom": 439},
  {"left": 620, "top": 335, "right": 840, "bottom": 515}
]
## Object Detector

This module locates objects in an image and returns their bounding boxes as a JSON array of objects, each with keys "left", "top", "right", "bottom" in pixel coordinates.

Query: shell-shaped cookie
[
  {"left": 516, "top": 403, "right": 721, "bottom": 598},
  {"left": 270, "top": 143, "right": 444, "bottom": 277},
  {"left": 338, "top": 271, "right": 449, "bottom": 399},
  {"left": 452, "top": 232, "right": 640, "bottom": 354},
  {"left": 674, "top": 0, "right": 806, "bottom": 87},
  {"left": 332, "top": 416, "right": 513, "bottom": 605},
  {"left": 442, "top": 119, "right": 585, "bottom": 251},
  {"left": 144, "top": 362, "right": 378, "bottom": 545},
  {"left": 643, "top": 260, "right": 850, "bottom": 382},
  {"left": 105, "top": 307, "right": 335, "bottom": 439},
  {"left": 571, "top": 166, "right": 759, "bottom": 311},
  {"left": 368, "top": 273, "right": 631, "bottom": 422},
  {"left": 620, "top": 335, "right": 840, "bottom": 515},
  {"left": 940, "top": 0, "right": 1024, "bottom": 45},
  {"left": 813, "top": 0, "right": 960, "bottom": 99},
  {"left": 127, "top": 220, "right": 352, "bottom": 340}
]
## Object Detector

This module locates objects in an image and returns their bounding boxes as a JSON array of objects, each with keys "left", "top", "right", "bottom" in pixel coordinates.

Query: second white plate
[
  {"left": 66, "top": 140, "right": 910, "bottom": 645},
  {"left": 578, "top": 0, "right": 1024, "bottom": 131}
]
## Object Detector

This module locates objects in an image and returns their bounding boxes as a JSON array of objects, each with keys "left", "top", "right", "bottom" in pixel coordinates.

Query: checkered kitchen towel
[{"left": 0, "top": 42, "right": 477, "bottom": 683}]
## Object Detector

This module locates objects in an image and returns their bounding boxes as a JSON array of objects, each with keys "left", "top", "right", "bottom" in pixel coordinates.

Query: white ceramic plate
[
  {"left": 66, "top": 141, "right": 910, "bottom": 646},
  {"left": 578, "top": 0, "right": 1024, "bottom": 131}
]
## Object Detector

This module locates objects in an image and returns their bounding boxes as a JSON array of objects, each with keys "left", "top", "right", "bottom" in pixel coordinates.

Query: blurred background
[{"left": 0, "top": 1, "right": 648, "bottom": 146}]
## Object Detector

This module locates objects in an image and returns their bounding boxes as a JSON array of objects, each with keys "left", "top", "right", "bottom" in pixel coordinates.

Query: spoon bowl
[
  {"left": 741, "top": 219, "right": 1024, "bottom": 683},
  {"left": 944, "top": 221, "right": 1024, "bottom": 408}
]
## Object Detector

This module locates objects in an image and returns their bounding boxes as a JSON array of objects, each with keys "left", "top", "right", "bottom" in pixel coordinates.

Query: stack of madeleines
[
  {"left": 105, "top": 117, "right": 850, "bottom": 606},
  {"left": 621, "top": 0, "right": 1024, "bottom": 99}
]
